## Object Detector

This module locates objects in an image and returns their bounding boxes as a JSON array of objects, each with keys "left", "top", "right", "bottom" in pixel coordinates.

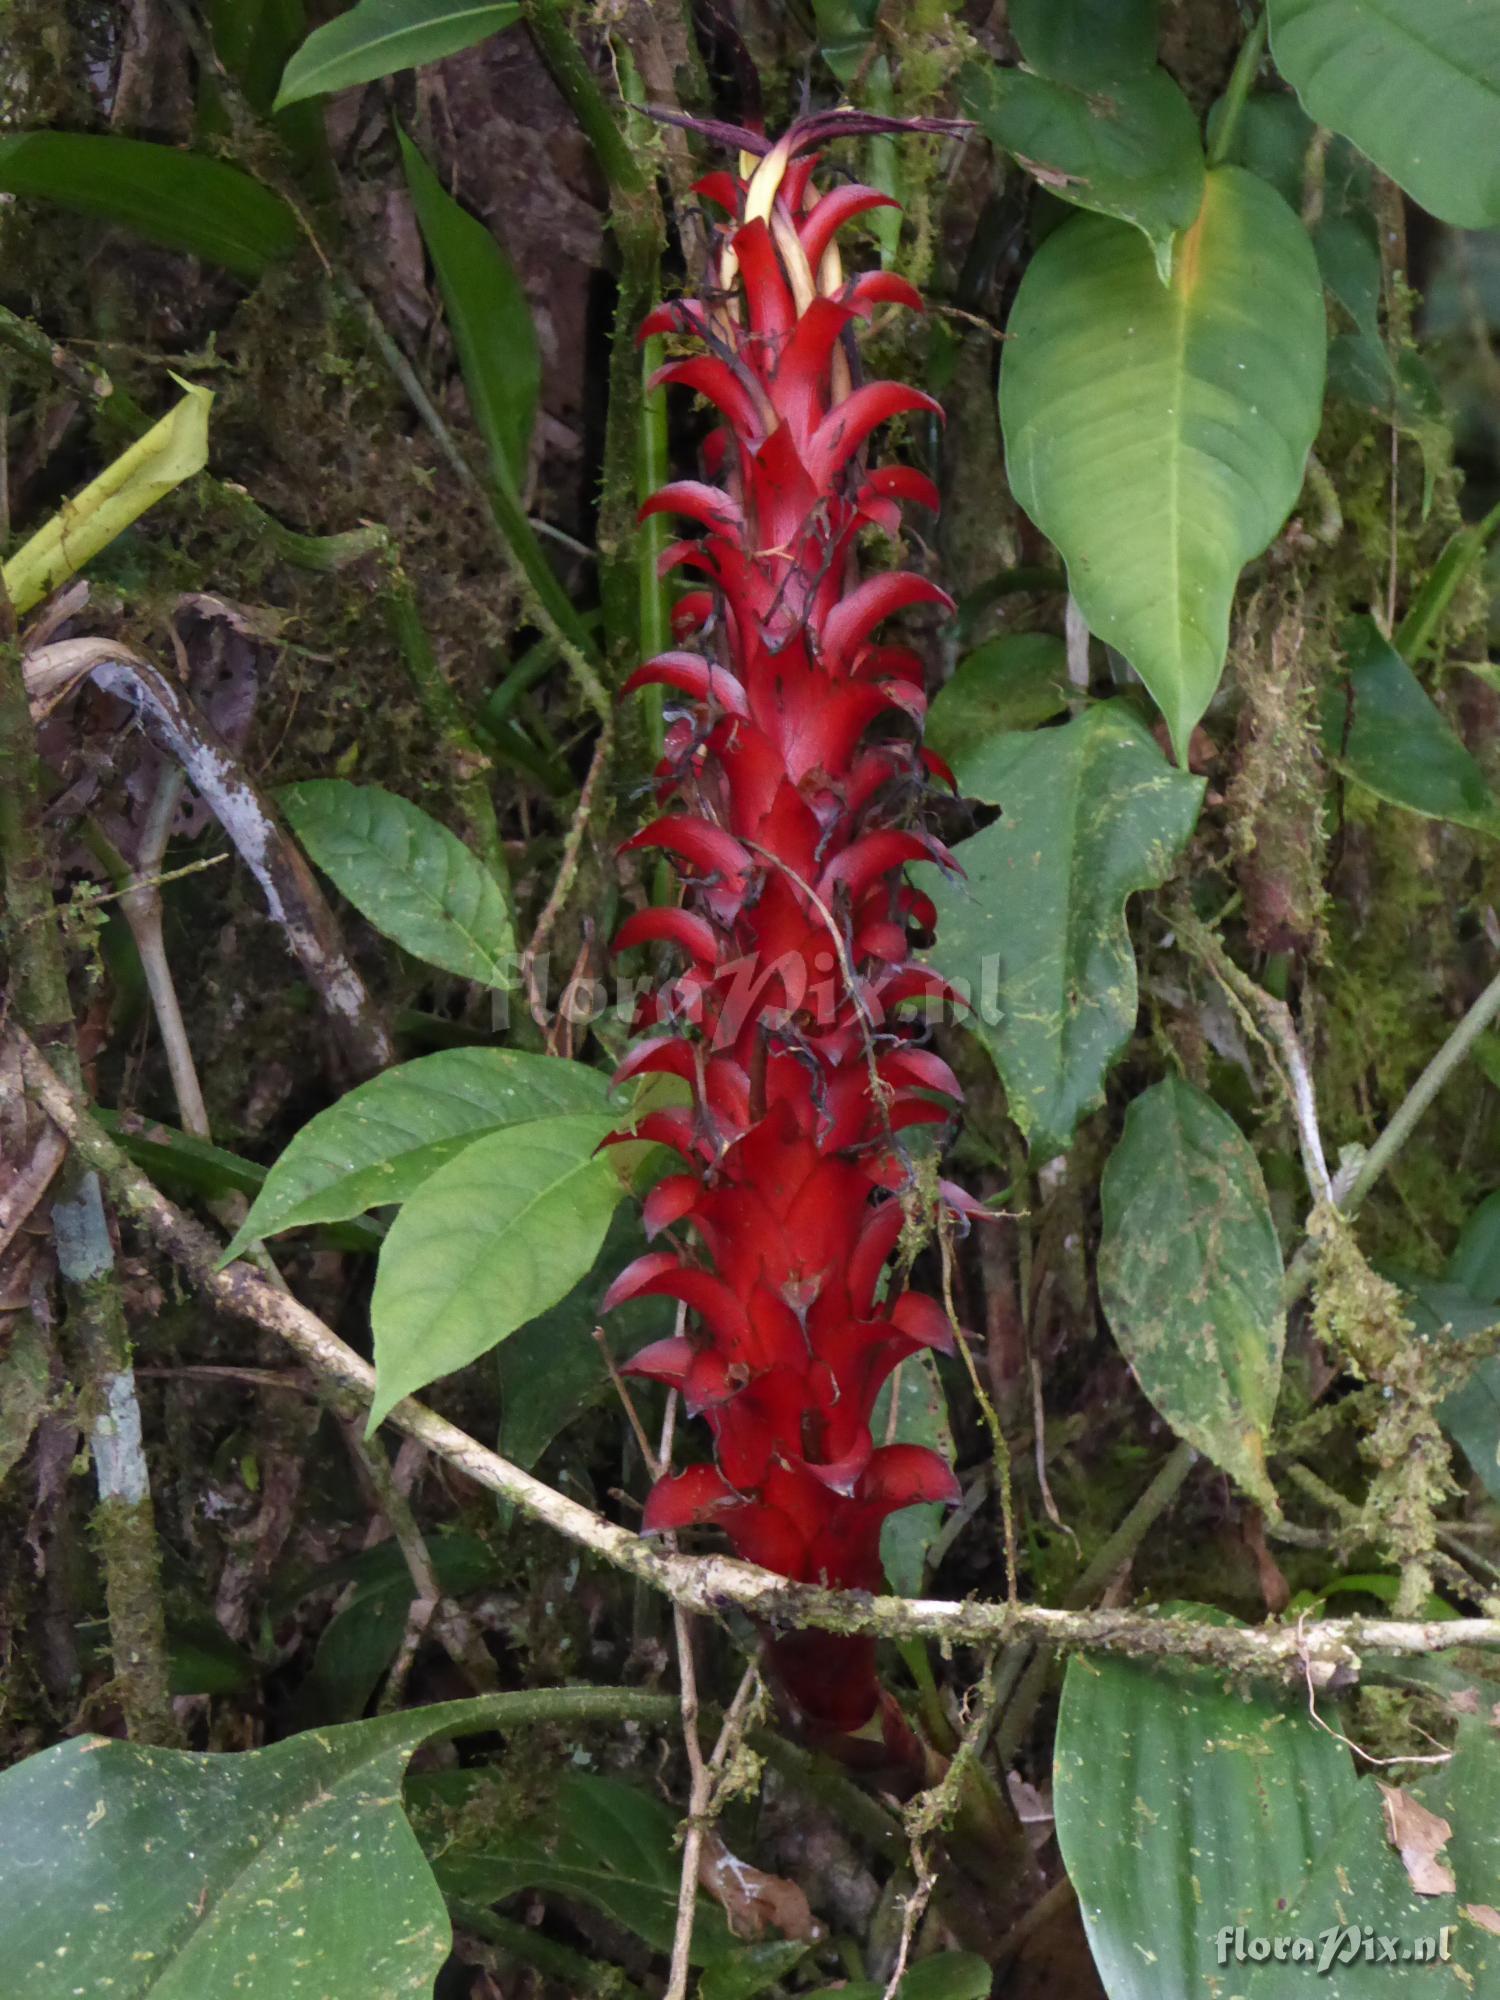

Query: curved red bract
[{"left": 609, "top": 121, "right": 968, "bottom": 1736}]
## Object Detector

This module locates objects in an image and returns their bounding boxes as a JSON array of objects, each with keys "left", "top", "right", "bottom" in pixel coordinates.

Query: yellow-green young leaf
[
  {"left": 1054, "top": 1646, "right": 1483, "bottom": 1998},
  {"left": 275, "top": 0, "right": 519, "bottom": 109},
  {"left": 1268, "top": 0, "right": 1500, "bottom": 229},
  {"left": 2, "top": 382, "right": 211, "bottom": 615},
  {"left": 1098, "top": 1077, "right": 1284, "bottom": 1507},
  {"left": 368, "top": 1114, "right": 627, "bottom": 1427},
  {"left": 280, "top": 778, "right": 516, "bottom": 987},
  {"left": 398, "top": 127, "right": 538, "bottom": 499},
  {"left": 1000, "top": 166, "right": 1326, "bottom": 762},
  {"left": 0, "top": 132, "right": 298, "bottom": 275}
]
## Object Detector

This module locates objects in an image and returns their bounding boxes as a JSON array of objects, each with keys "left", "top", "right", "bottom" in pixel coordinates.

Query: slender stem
[
  {"left": 518, "top": 0, "right": 648, "bottom": 197},
  {"left": 665, "top": 1601, "right": 707, "bottom": 2000},
  {"left": 1207, "top": 11, "right": 1269, "bottom": 169},
  {"left": 0, "top": 626, "right": 177, "bottom": 1743},
  {"left": 120, "top": 767, "right": 211, "bottom": 1140}
]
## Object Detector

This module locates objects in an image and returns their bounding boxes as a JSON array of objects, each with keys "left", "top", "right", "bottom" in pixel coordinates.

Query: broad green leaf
[
  {"left": 1320, "top": 619, "right": 1500, "bottom": 838},
  {"left": 292, "top": 1533, "right": 493, "bottom": 1721},
  {"left": 1402, "top": 1274, "right": 1500, "bottom": 1504},
  {"left": 398, "top": 128, "right": 539, "bottom": 497},
  {"left": 166, "top": 1616, "right": 256, "bottom": 1697},
  {"left": 281, "top": 778, "right": 517, "bottom": 986},
  {"left": 276, "top": 0, "right": 519, "bottom": 108},
  {"left": 1424, "top": 1719, "right": 1500, "bottom": 1982},
  {"left": 410, "top": 1770, "right": 736, "bottom": 1963},
  {"left": 1267, "top": 0, "right": 1500, "bottom": 229},
  {"left": 923, "top": 703, "right": 1203, "bottom": 1160},
  {"left": 495, "top": 1203, "right": 662, "bottom": 1471},
  {"left": 203, "top": 0, "right": 327, "bottom": 184},
  {"left": 926, "top": 635, "right": 1071, "bottom": 763},
  {"left": 1008, "top": 0, "right": 1158, "bottom": 85},
  {"left": 0, "top": 1689, "right": 660, "bottom": 2000},
  {"left": 208, "top": 0, "right": 309, "bottom": 115},
  {"left": 3, "top": 382, "right": 210, "bottom": 615},
  {"left": 1098, "top": 1077, "right": 1284, "bottom": 1505},
  {"left": 1000, "top": 166, "right": 1326, "bottom": 761},
  {"left": 873, "top": 1352, "right": 954, "bottom": 1596},
  {"left": 1449, "top": 1189, "right": 1500, "bottom": 1303},
  {"left": 965, "top": 60, "right": 1203, "bottom": 279},
  {"left": 0, "top": 1315, "right": 50, "bottom": 1483},
  {"left": 224, "top": 1048, "right": 608, "bottom": 1257},
  {"left": 1054, "top": 1648, "right": 1475, "bottom": 1999},
  {"left": 369, "top": 1113, "right": 627, "bottom": 1425},
  {"left": 805, "top": 1956, "right": 992, "bottom": 2000},
  {"left": 700, "top": 1942, "right": 813, "bottom": 2000},
  {"left": 0, "top": 132, "right": 298, "bottom": 276},
  {"left": 812, "top": 0, "right": 880, "bottom": 84}
]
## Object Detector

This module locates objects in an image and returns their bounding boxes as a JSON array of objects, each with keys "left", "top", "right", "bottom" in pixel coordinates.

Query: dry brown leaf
[
  {"left": 697, "top": 1830, "right": 823, "bottom": 1942},
  {"left": 1465, "top": 1906, "right": 1500, "bottom": 1937},
  {"left": 1378, "top": 1782, "right": 1456, "bottom": 1896}
]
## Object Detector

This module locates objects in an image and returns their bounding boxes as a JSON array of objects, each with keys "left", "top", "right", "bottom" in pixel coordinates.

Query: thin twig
[
  {"left": 666, "top": 1599, "right": 709, "bottom": 2000},
  {"left": 24, "top": 638, "right": 394, "bottom": 1075},
  {"left": 19, "top": 1025, "right": 1500, "bottom": 1680},
  {"left": 884, "top": 1655, "right": 1003, "bottom": 1997}
]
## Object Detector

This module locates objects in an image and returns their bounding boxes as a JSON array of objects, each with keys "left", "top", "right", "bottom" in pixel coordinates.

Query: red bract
[{"left": 608, "top": 120, "right": 968, "bottom": 1736}]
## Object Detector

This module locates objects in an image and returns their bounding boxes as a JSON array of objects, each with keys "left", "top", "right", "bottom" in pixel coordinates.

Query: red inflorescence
[{"left": 605, "top": 118, "right": 975, "bottom": 1736}]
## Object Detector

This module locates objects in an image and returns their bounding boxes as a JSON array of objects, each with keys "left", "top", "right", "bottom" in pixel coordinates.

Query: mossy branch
[{"left": 18, "top": 1025, "right": 1500, "bottom": 1689}]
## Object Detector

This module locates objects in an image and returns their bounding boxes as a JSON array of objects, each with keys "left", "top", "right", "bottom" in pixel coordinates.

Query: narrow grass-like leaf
[
  {"left": 1000, "top": 166, "right": 1326, "bottom": 761},
  {"left": 224, "top": 1048, "right": 609, "bottom": 1257},
  {"left": 368, "top": 1114, "right": 626, "bottom": 1425},
  {"left": 1098, "top": 1077, "right": 1284, "bottom": 1506},
  {"left": 923, "top": 703, "right": 1203, "bottom": 1159},
  {"left": 276, "top": 0, "right": 519, "bottom": 108},
  {"left": 0, "top": 132, "right": 298, "bottom": 276},
  {"left": 281, "top": 778, "right": 517, "bottom": 986},
  {"left": 398, "top": 126, "right": 538, "bottom": 498},
  {"left": 1267, "top": 0, "right": 1500, "bottom": 228}
]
